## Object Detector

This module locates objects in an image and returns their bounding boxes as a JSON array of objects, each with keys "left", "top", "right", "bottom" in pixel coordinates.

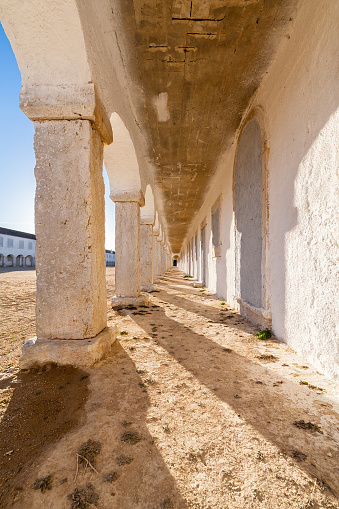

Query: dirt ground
[{"left": 0, "top": 267, "right": 338, "bottom": 508}]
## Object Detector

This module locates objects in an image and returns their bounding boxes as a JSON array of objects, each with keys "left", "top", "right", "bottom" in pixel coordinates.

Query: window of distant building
[
  {"left": 7, "top": 238, "right": 13, "bottom": 248},
  {"left": 19, "top": 240, "right": 24, "bottom": 249},
  {"left": 28, "top": 242, "right": 33, "bottom": 250},
  {"left": 0, "top": 237, "right": 3, "bottom": 248}
]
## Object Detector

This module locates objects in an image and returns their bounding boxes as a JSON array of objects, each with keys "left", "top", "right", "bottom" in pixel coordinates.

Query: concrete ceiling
[{"left": 115, "top": 0, "right": 298, "bottom": 253}]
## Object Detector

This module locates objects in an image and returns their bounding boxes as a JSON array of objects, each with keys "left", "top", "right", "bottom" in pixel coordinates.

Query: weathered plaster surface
[
  {"left": 180, "top": 0, "right": 339, "bottom": 381},
  {"left": 0, "top": 0, "right": 91, "bottom": 88},
  {"left": 234, "top": 119, "right": 262, "bottom": 309},
  {"left": 104, "top": 113, "right": 142, "bottom": 196},
  {"left": 112, "top": 0, "right": 298, "bottom": 251},
  {"left": 250, "top": 0, "right": 339, "bottom": 381}
]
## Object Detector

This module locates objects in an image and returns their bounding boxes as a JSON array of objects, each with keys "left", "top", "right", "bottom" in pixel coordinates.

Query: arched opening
[
  {"left": 0, "top": 254, "right": 4, "bottom": 267},
  {"left": 16, "top": 255, "right": 24, "bottom": 267},
  {"left": 104, "top": 113, "right": 142, "bottom": 198},
  {"left": 0, "top": 25, "right": 35, "bottom": 244},
  {"left": 141, "top": 185, "right": 155, "bottom": 222},
  {"left": 234, "top": 118, "right": 265, "bottom": 310},
  {"left": 173, "top": 256, "right": 178, "bottom": 267},
  {"left": 25, "top": 255, "right": 33, "bottom": 267},
  {"left": 6, "top": 254, "right": 14, "bottom": 267}
]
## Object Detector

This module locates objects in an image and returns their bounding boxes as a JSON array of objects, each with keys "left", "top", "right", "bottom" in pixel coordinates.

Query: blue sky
[{"left": 0, "top": 23, "right": 115, "bottom": 250}]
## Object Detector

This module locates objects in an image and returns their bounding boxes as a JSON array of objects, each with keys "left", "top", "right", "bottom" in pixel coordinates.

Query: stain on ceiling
[{"left": 115, "top": 0, "right": 297, "bottom": 252}]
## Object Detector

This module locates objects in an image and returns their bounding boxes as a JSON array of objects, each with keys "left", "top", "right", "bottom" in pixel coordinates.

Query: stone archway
[
  {"left": 234, "top": 118, "right": 264, "bottom": 311},
  {"left": 16, "top": 255, "right": 24, "bottom": 267},
  {"left": 25, "top": 255, "right": 33, "bottom": 267},
  {"left": 6, "top": 255, "right": 14, "bottom": 267}
]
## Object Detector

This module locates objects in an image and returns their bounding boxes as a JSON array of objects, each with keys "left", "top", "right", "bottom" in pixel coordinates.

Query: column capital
[
  {"left": 20, "top": 84, "right": 113, "bottom": 145},
  {"left": 110, "top": 189, "right": 145, "bottom": 206},
  {"left": 140, "top": 216, "right": 155, "bottom": 226},
  {"left": 153, "top": 228, "right": 160, "bottom": 236}
]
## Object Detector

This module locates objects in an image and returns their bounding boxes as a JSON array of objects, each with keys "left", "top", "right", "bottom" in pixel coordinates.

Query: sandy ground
[{"left": 0, "top": 267, "right": 338, "bottom": 508}]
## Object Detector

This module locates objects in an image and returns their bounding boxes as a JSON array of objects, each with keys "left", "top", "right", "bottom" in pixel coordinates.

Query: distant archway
[
  {"left": 0, "top": 254, "right": 3, "bottom": 267},
  {"left": 25, "top": 255, "right": 33, "bottom": 267},
  {"left": 6, "top": 255, "right": 13, "bottom": 267},
  {"left": 16, "top": 255, "right": 24, "bottom": 267}
]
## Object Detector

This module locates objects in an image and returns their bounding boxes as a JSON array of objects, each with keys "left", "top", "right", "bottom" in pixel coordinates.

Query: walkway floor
[{"left": 1, "top": 269, "right": 338, "bottom": 508}]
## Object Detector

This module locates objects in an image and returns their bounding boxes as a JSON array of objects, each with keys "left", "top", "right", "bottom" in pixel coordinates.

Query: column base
[
  {"left": 19, "top": 326, "right": 117, "bottom": 370},
  {"left": 237, "top": 298, "right": 272, "bottom": 329},
  {"left": 111, "top": 293, "right": 150, "bottom": 308},
  {"left": 140, "top": 284, "right": 155, "bottom": 293},
  {"left": 192, "top": 282, "right": 204, "bottom": 288}
]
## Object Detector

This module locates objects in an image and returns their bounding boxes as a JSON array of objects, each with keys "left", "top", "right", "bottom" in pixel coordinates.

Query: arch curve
[
  {"left": 140, "top": 185, "right": 155, "bottom": 224},
  {"left": 104, "top": 113, "right": 142, "bottom": 201}
]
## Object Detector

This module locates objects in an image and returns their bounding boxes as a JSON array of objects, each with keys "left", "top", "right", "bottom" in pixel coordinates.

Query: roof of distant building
[
  {"left": 0, "top": 227, "right": 36, "bottom": 240},
  {"left": 105, "top": 249, "right": 115, "bottom": 254}
]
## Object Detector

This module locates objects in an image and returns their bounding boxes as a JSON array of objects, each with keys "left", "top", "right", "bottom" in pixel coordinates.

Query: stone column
[
  {"left": 157, "top": 236, "right": 163, "bottom": 278},
  {"left": 140, "top": 220, "right": 154, "bottom": 292},
  {"left": 152, "top": 229, "right": 159, "bottom": 284},
  {"left": 111, "top": 191, "right": 149, "bottom": 307},
  {"left": 19, "top": 85, "right": 116, "bottom": 369},
  {"left": 161, "top": 241, "right": 166, "bottom": 274},
  {"left": 34, "top": 120, "right": 108, "bottom": 339}
]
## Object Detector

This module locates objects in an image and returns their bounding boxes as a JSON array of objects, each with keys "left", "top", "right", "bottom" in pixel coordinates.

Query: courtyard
[{"left": 0, "top": 268, "right": 338, "bottom": 508}]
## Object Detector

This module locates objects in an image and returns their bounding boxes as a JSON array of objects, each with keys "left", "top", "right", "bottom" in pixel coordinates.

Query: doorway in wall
[{"left": 234, "top": 118, "right": 264, "bottom": 309}]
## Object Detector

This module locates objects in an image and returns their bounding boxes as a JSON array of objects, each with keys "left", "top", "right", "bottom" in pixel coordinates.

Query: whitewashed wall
[{"left": 180, "top": 0, "right": 339, "bottom": 381}]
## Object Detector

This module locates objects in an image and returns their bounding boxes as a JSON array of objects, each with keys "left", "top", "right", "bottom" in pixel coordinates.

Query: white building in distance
[
  {"left": 106, "top": 249, "right": 115, "bottom": 267},
  {"left": 0, "top": 227, "right": 36, "bottom": 267}
]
